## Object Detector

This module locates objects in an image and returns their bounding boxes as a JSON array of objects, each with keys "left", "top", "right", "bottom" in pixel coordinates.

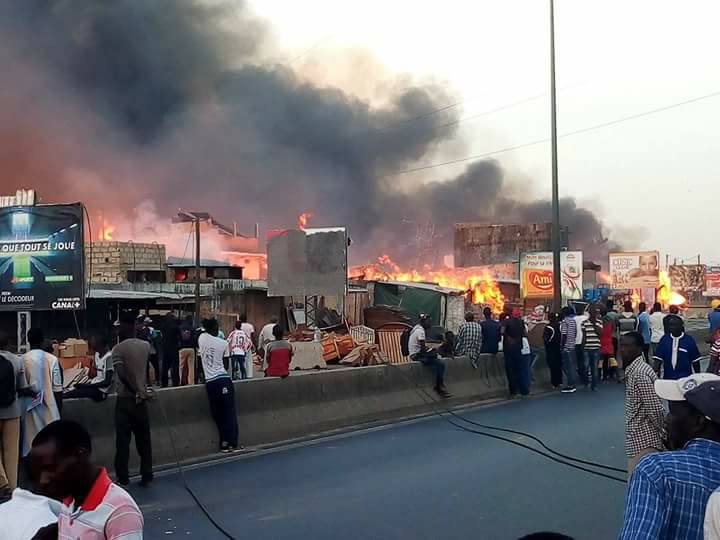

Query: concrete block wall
[
  {"left": 85, "top": 241, "right": 166, "bottom": 283},
  {"left": 63, "top": 353, "right": 552, "bottom": 474}
]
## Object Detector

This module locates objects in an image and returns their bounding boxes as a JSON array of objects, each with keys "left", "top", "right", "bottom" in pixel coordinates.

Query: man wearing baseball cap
[
  {"left": 708, "top": 299, "right": 720, "bottom": 340},
  {"left": 619, "top": 373, "right": 720, "bottom": 539}
]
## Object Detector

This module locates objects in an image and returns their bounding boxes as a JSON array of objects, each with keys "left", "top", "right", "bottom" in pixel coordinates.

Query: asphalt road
[{"left": 131, "top": 384, "right": 629, "bottom": 540}]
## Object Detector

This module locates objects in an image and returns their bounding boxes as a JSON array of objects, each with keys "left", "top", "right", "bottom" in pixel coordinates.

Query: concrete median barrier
[{"left": 62, "top": 353, "right": 552, "bottom": 474}]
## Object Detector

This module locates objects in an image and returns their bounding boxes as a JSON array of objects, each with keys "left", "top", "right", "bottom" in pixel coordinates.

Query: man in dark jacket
[
  {"left": 480, "top": 307, "right": 501, "bottom": 355},
  {"left": 179, "top": 315, "right": 197, "bottom": 385},
  {"left": 502, "top": 308, "right": 528, "bottom": 397},
  {"left": 544, "top": 312, "right": 562, "bottom": 389},
  {"left": 161, "top": 314, "right": 181, "bottom": 387}
]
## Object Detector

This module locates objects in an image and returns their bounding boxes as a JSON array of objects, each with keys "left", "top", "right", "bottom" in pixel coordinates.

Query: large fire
[
  {"left": 352, "top": 255, "right": 506, "bottom": 314},
  {"left": 97, "top": 216, "right": 115, "bottom": 241},
  {"left": 657, "top": 270, "right": 688, "bottom": 307}
]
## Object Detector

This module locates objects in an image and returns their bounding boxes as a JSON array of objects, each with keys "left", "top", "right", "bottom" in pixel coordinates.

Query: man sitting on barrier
[{"left": 408, "top": 314, "right": 451, "bottom": 398}]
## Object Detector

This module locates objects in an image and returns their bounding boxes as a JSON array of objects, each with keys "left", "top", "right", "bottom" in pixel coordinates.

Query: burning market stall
[{"left": 368, "top": 280, "right": 466, "bottom": 331}]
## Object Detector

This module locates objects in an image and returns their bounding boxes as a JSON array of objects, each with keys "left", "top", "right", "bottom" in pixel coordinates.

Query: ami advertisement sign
[
  {"left": 0, "top": 204, "right": 84, "bottom": 311},
  {"left": 520, "top": 251, "right": 583, "bottom": 300}
]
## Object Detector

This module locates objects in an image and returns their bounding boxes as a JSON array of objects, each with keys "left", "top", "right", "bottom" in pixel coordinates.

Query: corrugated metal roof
[
  {"left": 167, "top": 256, "right": 237, "bottom": 268},
  {"left": 87, "top": 289, "right": 197, "bottom": 301},
  {"left": 375, "top": 280, "right": 466, "bottom": 296}
]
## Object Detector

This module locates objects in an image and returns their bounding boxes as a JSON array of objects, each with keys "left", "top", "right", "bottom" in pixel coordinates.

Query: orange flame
[
  {"left": 354, "top": 255, "right": 506, "bottom": 314},
  {"left": 597, "top": 271, "right": 612, "bottom": 284},
  {"left": 98, "top": 217, "right": 115, "bottom": 241},
  {"left": 298, "top": 212, "right": 313, "bottom": 230},
  {"left": 657, "top": 270, "right": 687, "bottom": 307}
]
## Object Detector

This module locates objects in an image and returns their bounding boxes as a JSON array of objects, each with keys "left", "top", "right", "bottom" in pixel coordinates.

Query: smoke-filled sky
[{"left": 2, "top": 0, "right": 718, "bottom": 266}]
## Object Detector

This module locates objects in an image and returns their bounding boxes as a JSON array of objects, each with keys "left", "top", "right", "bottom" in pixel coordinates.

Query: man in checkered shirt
[
  {"left": 454, "top": 312, "right": 483, "bottom": 368},
  {"left": 619, "top": 373, "right": 720, "bottom": 540},
  {"left": 622, "top": 331, "right": 666, "bottom": 473}
]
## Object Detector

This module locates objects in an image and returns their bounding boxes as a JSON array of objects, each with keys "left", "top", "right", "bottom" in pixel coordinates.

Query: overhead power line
[
  {"left": 374, "top": 81, "right": 586, "bottom": 134},
  {"left": 287, "top": 34, "right": 336, "bottom": 64},
  {"left": 380, "top": 88, "right": 720, "bottom": 178}
]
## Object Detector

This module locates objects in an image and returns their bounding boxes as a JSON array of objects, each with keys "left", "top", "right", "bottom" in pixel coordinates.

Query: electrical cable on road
[
  {"left": 385, "top": 361, "right": 628, "bottom": 483},
  {"left": 151, "top": 359, "right": 627, "bottom": 540},
  {"left": 381, "top": 88, "right": 720, "bottom": 178},
  {"left": 156, "top": 394, "right": 238, "bottom": 540}
]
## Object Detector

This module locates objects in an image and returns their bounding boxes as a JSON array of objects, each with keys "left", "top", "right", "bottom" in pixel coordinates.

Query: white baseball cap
[{"left": 655, "top": 374, "right": 720, "bottom": 423}]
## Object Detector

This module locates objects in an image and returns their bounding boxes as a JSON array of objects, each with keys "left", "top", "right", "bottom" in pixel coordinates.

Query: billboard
[
  {"left": 609, "top": 251, "right": 660, "bottom": 289},
  {"left": 669, "top": 265, "right": 705, "bottom": 293},
  {"left": 0, "top": 204, "right": 84, "bottom": 311},
  {"left": 705, "top": 266, "right": 720, "bottom": 297},
  {"left": 520, "top": 251, "right": 583, "bottom": 300},
  {"left": 267, "top": 228, "right": 347, "bottom": 297}
]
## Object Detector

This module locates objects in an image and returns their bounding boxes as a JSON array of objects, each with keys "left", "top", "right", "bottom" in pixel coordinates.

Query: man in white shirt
[
  {"left": 408, "top": 314, "right": 450, "bottom": 398},
  {"left": 706, "top": 489, "right": 720, "bottom": 540},
  {"left": 64, "top": 334, "right": 114, "bottom": 401},
  {"left": 198, "top": 318, "right": 240, "bottom": 453},
  {"left": 574, "top": 306, "right": 590, "bottom": 387},
  {"left": 239, "top": 314, "right": 256, "bottom": 349},
  {"left": 649, "top": 302, "right": 666, "bottom": 369},
  {"left": 227, "top": 321, "right": 253, "bottom": 380},
  {"left": 258, "top": 316, "right": 279, "bottom": 353}
]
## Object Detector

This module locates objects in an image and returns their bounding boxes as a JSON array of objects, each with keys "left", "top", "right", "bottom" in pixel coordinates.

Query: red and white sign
[{"left": 520, "top": 251, "right": 583, "bottom": 300}]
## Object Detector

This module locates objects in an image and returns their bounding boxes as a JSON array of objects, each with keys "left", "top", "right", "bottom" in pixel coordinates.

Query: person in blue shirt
[
  {"left": 637, "top": 302, "right": 651, "bottom": 360},
  {"left": 709, "top": 300, "right": 720, "bottom": 340},
  {"left": 480, "top": 307, "right": 501, "bottom": 355},
  {"left": 619, "top": 373, "right": 720, "bottom": 540},
  {"left": 652, "top": 315, "right": 701, "bottom": 379}
]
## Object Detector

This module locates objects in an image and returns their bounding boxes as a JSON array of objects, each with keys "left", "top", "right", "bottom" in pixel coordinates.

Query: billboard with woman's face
[{"left": 609, "top": 251, "right": 660, "bottom": 289}]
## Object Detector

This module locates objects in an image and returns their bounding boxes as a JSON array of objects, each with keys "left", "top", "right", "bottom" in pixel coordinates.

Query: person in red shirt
[
  {"left": 28, "top": 420, "right": 144, "bottom": 540},
  {"left": 263, "top": 325, "right": 293, "bottom": 378},
  {"left": 600, "top": 311, "right": 617, "bottom": 381}
]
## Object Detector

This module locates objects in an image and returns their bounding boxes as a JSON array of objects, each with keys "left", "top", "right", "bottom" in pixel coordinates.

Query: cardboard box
[{"left": 60, "top": 339, "right": 89, "bottom": 358}]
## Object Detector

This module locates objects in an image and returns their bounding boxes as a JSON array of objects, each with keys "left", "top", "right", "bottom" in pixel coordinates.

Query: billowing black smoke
[{"left": 0, "top": 0, "right": 616, "bottom": 265}]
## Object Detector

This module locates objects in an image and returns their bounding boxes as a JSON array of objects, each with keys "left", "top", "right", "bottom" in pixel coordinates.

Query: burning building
[
  {"left": 454, "top": 222, "right": 569, "bottom": 268},
  {"left": 350, "top": 255, "right": 516, "bottom": 315},
  {"left": 172, "top": 211, "right": 266, "bottom": 279}
]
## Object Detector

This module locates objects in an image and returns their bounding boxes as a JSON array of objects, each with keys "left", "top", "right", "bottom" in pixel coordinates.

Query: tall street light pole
[
  {"left": 550, "top": 0, "right": 562, "bottom": 312},
  {"left": 178, "top": 210, "right": 202, "bottom": 326},
  {"left": 194, "top": 216, "right": 201, "bottom": 326}
]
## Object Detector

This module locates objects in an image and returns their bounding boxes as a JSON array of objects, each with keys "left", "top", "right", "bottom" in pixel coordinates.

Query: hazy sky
[{"left": 251, "top": 0, "right": 720, "bottom": 264}]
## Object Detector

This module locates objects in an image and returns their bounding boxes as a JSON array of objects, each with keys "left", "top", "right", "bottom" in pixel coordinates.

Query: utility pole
[
  {"left": 194, "top": 216, "right": 201, "bottom": 326},
  {"left": 549, "top": 0, "right": 562, "bottom": 311},
  {"left": 178, "top": 210, "right": 202, "bottom": 326}
]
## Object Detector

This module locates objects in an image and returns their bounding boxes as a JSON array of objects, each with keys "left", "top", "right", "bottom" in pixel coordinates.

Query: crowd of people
[
  {"left": 614, "top": 300, "right": 720, "bottom": 539},
  {"left": 0, "top": 308, "right": 297, "bottom": 538},
  {"left": 4, "top": 298, "right": 720, "bottom": 537}
]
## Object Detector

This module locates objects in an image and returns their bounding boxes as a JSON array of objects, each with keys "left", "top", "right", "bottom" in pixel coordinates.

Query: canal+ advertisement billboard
[{"left": 0, "top": 204, "right": 84, "bottom": 311}]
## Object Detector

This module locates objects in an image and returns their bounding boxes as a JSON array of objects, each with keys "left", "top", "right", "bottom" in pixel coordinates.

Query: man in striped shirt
[
  {"left": 708, "top": 337, "right": 720, "bottom": 376},
  {"left": 581, "top": 306, "right": 603, "bottom": 391},
  {"left": 28, "top": 420, "right": 144, "bottom": 539},
  {"left": 559, "top": 307, "right": 577, "bottom": 393}
]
